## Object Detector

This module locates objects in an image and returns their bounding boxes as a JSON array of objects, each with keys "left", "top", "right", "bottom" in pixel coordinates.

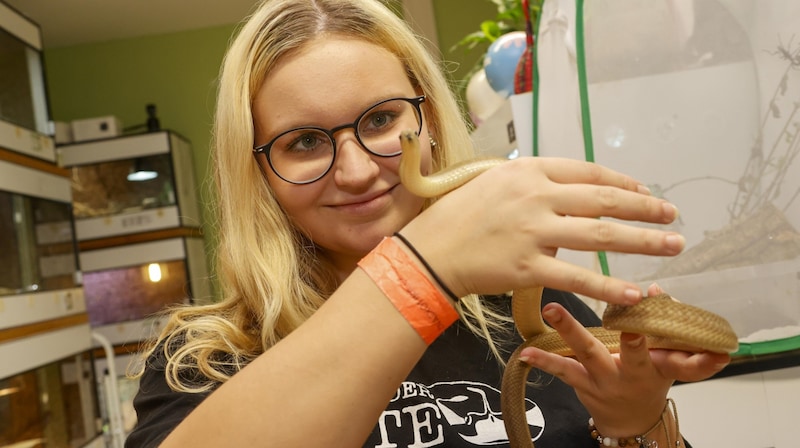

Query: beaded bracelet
[
  {"left": 588, "top": 398, "right": 680, "bottom": 448},
  {"left": 358, "top": 236, "right": 459, "bottom": 344}
]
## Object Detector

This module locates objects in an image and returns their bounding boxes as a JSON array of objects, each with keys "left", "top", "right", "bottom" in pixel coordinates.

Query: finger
[
  {"left": 553, "top": 184, "right": 678, "bottom": 225},
  {"left": 618, "top": 333, "right": 653, "bottom": 378},
  {"left": 542, "top": 216, "right": 685, "bottom": 257},
  {"left": 646, "top": 283, "right": 665, "bottom": 297},
  {"left": 541, "top": 303, "right": 616, "bottom": 373},
  {"left": 536, "top": 158, "right": 647, "bottom": 194},
  {"left": 529, "top": 257, "right": 644, "bottom": 305},
  {"left": 650, "top": 350, "right": 731, "bottom": 382},
  {"left": 518, "top": 345, "right": 591, "bottom": 389}
]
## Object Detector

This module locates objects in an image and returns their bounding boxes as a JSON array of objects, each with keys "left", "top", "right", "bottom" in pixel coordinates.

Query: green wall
[{"left": 433, "top": 0, "right": 498, "bottom": 96}]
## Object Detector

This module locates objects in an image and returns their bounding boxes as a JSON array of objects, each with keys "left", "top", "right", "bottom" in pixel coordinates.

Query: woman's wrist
[
  {"left": 589, "top": 393, "right": 669, "bottom": 438},
  {"left": 392, "top": 232, "right": 460, "bottom": 303},
  {"left": 396, "top": 220, "right": 469, "bottom": 299},
  {"left": 589, "top": 398, "right": 682, "bottom": 447},
  {"left": 358, "top": 236, "right": 459, "bottom": 344}
]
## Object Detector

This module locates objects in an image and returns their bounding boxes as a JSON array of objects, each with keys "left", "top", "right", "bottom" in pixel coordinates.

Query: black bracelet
[{"left": 392, "top": 232, "right": 460, "bottom": 302}]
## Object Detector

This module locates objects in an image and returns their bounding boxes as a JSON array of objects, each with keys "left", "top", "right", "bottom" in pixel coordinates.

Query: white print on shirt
[{"left": 371, "top": 381, "right": 544, "bottom": 447}]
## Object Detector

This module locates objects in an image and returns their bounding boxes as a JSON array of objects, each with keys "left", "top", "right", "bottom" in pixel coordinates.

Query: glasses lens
[
  {"left": 269, "top": 128, "right": 334, "bottom": 183},
  {"left": 357, "top": 99, "right": 422, "bottom": 156}
]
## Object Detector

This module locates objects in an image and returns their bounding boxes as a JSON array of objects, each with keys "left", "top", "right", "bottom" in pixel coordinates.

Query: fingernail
[
  {"left": 665, "top": 233, "right": 685, "bottom": 253},
  {"left": 542, "top": 307, "right": 560, "bottom": 323},
  {"left": 624, "top": 288, "right": 642, "bottom": 304},
  {"left": 627, "top": 335, "right": 645, "bottom": 348},
  {"left": 518, "top": 348, "right": 536, "bottom": 364},
  {"left": 638, "top": 184, "right": 652, "bottom": 195},
  {"left": 662, "top": 202, "right": 679, "bottom": 221}
]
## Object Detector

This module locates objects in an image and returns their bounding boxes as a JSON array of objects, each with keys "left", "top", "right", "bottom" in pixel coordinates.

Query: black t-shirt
[{"left": 126, "top": 290, "right": 604, "bottom": 447}]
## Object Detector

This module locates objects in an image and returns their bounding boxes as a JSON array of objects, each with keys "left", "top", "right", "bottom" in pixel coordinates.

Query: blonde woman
[{"left": 126, "top": 0, "right": 729, "bottom": 447}]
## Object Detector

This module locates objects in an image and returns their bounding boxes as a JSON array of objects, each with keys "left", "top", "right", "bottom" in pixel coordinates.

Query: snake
[{"left": 396, "top": 130, "right": 739, "bottom": 448}]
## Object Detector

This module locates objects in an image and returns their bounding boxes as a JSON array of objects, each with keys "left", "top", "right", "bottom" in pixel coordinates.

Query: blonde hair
[{"left": 133, "top": 0, "right": 511, "bottom": 393}]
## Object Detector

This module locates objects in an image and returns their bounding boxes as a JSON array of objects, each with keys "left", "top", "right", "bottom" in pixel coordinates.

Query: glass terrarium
[
  {"left": 80, "top": 236, "right": 211, "bottom": 328},
  {"left": 0, "top": 352, "right": 103, "bottom": 447},
  {"left": 59, "top": 131, "right": 201, "bottom": 241},
  {"left": 531, "top": 0, "right": 800, "bottom": 356},
  {"left": 70, "top": 153, "right": 177, "bottom": 220},
  {"left": 0, "top": 189, "right": 79, "bottom": 297},
  {"left": 83, "top": 258, "right": 191, "bottom": 327},
  {"left": 0, "top": 2, "right": 55, "bottom": 161}
]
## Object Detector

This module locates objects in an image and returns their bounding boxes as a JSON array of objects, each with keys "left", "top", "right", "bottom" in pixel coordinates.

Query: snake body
[{"left": 397, "top": 131, "right": 739, "bottom": 448}]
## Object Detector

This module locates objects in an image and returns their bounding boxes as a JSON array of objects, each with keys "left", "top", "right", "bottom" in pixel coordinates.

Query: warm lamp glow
[
  {"left": 147, "top": 263, "right": 162, "bottom": 282},
  {"left": 0, "top": 386, "right": 20, "bottom": 398}
]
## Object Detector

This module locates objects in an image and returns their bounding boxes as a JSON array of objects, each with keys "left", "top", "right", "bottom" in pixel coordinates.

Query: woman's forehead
[{"left": 254, "top": 38, "right": 416, "bottom": 133}]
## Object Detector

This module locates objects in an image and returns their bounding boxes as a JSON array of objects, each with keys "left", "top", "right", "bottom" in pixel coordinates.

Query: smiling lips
[{"left": 332, "top": 185, "right": 397, "bottom": 215}]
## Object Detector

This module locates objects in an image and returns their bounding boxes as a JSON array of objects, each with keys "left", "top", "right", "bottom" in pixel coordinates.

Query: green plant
[{"left": 451, "top": 0, "right": 541, "bottom": 52}]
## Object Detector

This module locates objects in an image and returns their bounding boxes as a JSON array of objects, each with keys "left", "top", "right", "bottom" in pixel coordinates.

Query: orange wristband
[{"left": 358, "top": 237, "right": 459, "bottom": 344}]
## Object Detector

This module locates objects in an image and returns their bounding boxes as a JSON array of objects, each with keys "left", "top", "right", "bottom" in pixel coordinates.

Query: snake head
[{"left": 399, "top": 130, "right": 419, "bottom": 145}]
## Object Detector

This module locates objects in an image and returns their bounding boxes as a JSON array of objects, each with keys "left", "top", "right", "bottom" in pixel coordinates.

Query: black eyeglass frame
[{"left": 253, "top": 95, "right": 426, "bottom": 185}]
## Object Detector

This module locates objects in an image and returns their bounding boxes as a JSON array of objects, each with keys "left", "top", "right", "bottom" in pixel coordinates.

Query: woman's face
[{"left": 253, "top": 37, "right": 433, "bottom": 275}]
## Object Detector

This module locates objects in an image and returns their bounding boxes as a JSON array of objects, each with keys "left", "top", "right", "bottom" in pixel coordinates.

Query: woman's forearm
[{"left": 160, "top": 269, "right": 428, "bottom": 447}]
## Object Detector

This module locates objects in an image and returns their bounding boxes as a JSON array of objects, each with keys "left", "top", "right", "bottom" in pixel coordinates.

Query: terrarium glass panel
[
  {"left": 70, "top": 153, "right": 177, "bottom": 219},
  {"left": 0, "top": 26, "right": 48, "bottom": 134},
  {"left": 0, "top": 353, "right": 101, "bottom": 447},
  {"left": 0, "top": 191, "right": 78, "bottom": 296},
  {"left": 535, "top": 0, "right": 800, "bottom": 354},
  {"left": 82, "top": 259, "right": 191, "bottom": 326}
]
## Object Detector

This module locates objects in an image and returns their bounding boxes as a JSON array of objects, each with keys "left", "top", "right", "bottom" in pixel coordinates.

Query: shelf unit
[
  {"left": 57, "top": 130, "right": 211, "bottom": 441},
  {"left": 0, "top": 2, "right": 106, "bottom": 446}
]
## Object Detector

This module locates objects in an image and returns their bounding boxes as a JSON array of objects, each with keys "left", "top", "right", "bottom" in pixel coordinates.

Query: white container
[{"left": 71, "top": 115, "right": 122, "bottom": 142}]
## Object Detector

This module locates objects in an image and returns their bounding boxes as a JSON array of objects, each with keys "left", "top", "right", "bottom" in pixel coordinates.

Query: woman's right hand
[{"left": 399, "top": 156, "right": 684, "bottom": 306}]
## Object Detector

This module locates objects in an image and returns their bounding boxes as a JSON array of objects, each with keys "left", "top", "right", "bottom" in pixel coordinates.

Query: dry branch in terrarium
[
  {"left": 649, "top": 202, "right": 800, "bottom": 278},
  {"left": 646, "top": 37, "right": 800, "bottom": 279}
]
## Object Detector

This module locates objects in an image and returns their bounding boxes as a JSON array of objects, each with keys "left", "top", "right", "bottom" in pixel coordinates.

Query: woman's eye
[
  {"left": 288, "top": 133, "right": 324, "bottom": 152},
  {"left": 363, "top": 111, "right": 397, "bottom": 132}
]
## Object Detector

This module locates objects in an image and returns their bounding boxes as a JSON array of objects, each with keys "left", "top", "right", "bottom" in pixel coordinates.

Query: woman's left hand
[{"left": 518, "top": 284, "right": 731, "bottom": 437}]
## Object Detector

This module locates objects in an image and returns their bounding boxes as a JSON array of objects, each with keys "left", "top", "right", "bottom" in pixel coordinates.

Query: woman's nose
[{"left": 332, "top": 132, "right": 380, "bottom": 188}]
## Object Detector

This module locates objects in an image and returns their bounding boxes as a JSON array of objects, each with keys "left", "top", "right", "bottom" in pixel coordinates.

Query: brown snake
[{"left": 397, "top": 130, "right": 739, "bottom": 448}]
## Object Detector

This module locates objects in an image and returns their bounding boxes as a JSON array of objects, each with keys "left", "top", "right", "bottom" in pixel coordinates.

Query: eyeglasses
[{"left": 253, "top": 96, "right": 425, "bottom": 184}]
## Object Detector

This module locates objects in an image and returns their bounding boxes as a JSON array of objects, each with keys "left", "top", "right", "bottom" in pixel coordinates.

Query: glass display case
[
  {"left": 0, "top": 5, "right": 108, "bottom": 447},
  {"left": 70, "top": 153, "right": 177, "bottom": 220},
  {"left": 0, "top": 352, "right": 103, "bottom": 448},
  {"left": 0, "top": 189, "right": 79, "bottom": 297},
  {"left": 80, "top": 236, "right": 211, "bottom": 329},
  {"left": 59, "top": 131, "right": 201, "bottom": 241},
  {"left": 83, "top": 259, "right": 190, "bottom": 327},
  {"left": 0, "top": 1, "right": 56, "bottom": 161},
  {"left": 529, "top": 0, "right": 800, "bottom": 360},
  {"left": 0, "top": 159, "right": 79, "bottom": 298}
]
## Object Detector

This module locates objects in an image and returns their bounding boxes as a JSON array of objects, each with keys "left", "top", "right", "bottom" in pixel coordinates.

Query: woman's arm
[{"left": 160, "top": 267, "right": 432, "bottom": 447}]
